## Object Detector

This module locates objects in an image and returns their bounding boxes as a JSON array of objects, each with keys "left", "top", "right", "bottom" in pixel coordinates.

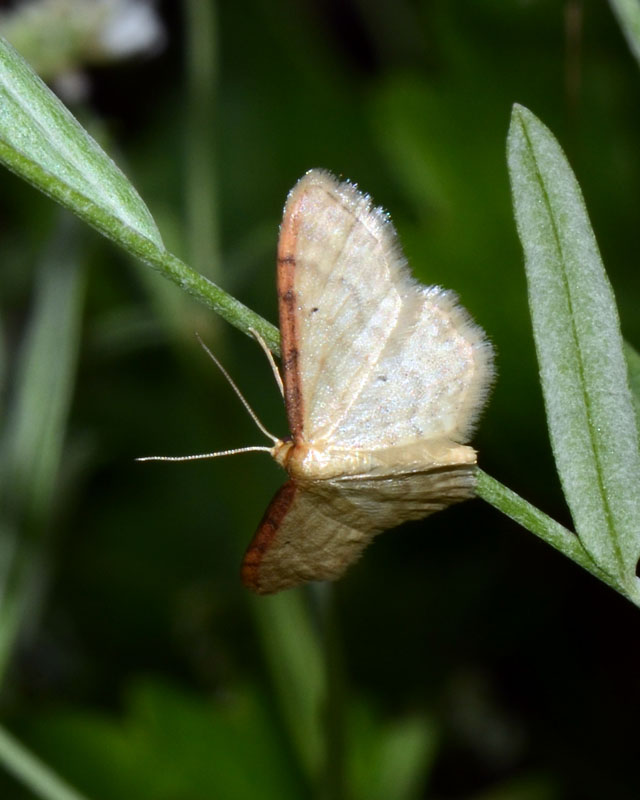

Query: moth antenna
[
  {"left": 137, "top": 445, "right": 272, "bottom": 463},
  {"left": 195, "top": 333, "right": 279, "bottom": 444},
  {"left": 249, "top": 327, "right": 284, "bottom": 397}
]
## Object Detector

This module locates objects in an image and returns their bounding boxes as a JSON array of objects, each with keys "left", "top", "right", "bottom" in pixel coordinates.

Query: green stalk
[
  {"left": 314, "top": 584, "right": 347, "bottom": 800},
  {"left": 184, "top": 0, "right": 221, "bottom": 281},
  {"left": 0, "top": 725, "right": 91, "bottom": 800},
  {"left": 475, "top": 470, "right": 640, "bottom": 604}
]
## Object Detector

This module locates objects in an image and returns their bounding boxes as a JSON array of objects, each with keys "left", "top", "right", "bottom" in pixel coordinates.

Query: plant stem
[
  {"left": 475, "top": 468, "right": 640, "bottom": 604},
  {"left": 314, "top": 583, "right": 347, "bottom": 800},
  {"left": 184, "top": 0, "right": 220, "bottom": 282},
  {"left": 122, "top": 230, "right": 281, "bottom": 354}
]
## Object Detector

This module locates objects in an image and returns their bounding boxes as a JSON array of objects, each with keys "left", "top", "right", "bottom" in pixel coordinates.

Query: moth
[{"left": 143, "top": 170, "right": 494, "bottom": 594}]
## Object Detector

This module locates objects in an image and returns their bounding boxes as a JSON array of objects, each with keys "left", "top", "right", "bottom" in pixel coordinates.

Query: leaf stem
[
  {"left": 143, "top": 247, "right": 281, "bottom": 354},
  {"left": 476, "top": 469, "right": 640, "bottom": 604}
]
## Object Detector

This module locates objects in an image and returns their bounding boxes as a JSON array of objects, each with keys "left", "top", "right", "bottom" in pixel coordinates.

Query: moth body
[{"left": 273, "top": 437, "right": 476, "bottom": 483}]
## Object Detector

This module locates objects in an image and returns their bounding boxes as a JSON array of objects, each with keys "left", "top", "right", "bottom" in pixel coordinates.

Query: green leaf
[
  {"left": 624, "top": 340, "right": 640, "bottom": 432},
  {"left": 0, "top": 35, "right": 162, "bottom": 249},
  {"left": 0, "top": 219, "right": 89, "bottom": 799},
  {"left": 609, "top": 0, "right": 640, "bottom": 68},
  {"left": 0, "top": 34, "right": 280, "bottom": 352},
  {"left": 18, "top": 679, "right": 303, "bottom": 800},
  {"left": 507, "top": 104, "right": 640, "bottom": 595},
  {"left": 0, "top": 222, "right": 84, "bottom": 519},
  {"left": 250, "top": 591, "right": 325, "bottom": 783},
  {"left": 348, "top": 702, "right": 438, "bottom": 800}
]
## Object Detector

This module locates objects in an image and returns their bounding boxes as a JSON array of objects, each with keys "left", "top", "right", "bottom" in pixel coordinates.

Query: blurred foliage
[
  {"left": 10, "top": 677, "right": 438, "bottom": 800},
  {"left": 1, "top": 1, "right": 640, "bottom": 799},
  {"left": 16, "top": 679, "right": 306, "bottom": 800}
]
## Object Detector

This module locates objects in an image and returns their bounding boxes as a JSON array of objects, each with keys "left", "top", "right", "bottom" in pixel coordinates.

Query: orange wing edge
[
  {"left": 277, "top": 188, "right": 304, "bottom": 440},
  {"left": 241, "top": 481, "right": 298, "bottom": 594}
]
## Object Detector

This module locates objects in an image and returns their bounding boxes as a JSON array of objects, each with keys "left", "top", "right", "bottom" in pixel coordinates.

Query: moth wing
[
  {"left": 241, "top": 449, "right": 476, "bottom": 595},
  {"left": 278, "top": 170, "right": 403, "bottom": 442},
  {"left": 241, "top": 481, "right": 375, "bottom": 594},
  {"left": 328, "top": 286, "right": 493, "bottom": 449},
  {"left": 278, "top": 170, "right": 493, "bottom": 449}
]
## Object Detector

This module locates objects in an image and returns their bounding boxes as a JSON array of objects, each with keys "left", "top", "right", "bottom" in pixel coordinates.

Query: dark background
[{"left": 1, "top": 1, "right": 639, "bottom": 798}]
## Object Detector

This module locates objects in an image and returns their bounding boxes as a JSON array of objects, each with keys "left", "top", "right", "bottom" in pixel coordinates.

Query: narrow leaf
[
  {"left": 624, "top": 340, "right": 640, "bottom": 430},
  {"left": 369, "top": 717, "right": 437, "bottom": 800},
  {"left": 0, "top": 217, "right": 85, "bottom": 521},
  {"left": 0, "top": 36, "right": 281, "bottom": 353},
  {"left": 0, "top": 35, "right": 162, "bottom": 249},
  {"left": 507, "top": 104, "right": 640, "bottom": 590},
  {"left": 250, "top": 592, "right": 325, "bottom": 783}
]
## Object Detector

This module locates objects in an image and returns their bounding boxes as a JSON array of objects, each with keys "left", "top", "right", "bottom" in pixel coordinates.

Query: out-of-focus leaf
[
  {"left": 20, "top": 679, "right": 303, "bottom": 800},
  {"left": 610, "top": 0, "right": 640, "bottom": 68},
  {"left": 0, "top": 214, "right": 85, "bottom": 678},
  {"left": 507, "top": 104, "right": 640, "bottom": 599},
  {"left": 184, "top": 0, "right": 220, "bottom": 282},
  {"left": 349, "top": 703, "right": 438, "bottom": 800},
  {"left": 250, "top": 592, "right": 325, "bottom": 783},
  {"left": 0, "top": 725, "right": 91, "bottom": 800}
]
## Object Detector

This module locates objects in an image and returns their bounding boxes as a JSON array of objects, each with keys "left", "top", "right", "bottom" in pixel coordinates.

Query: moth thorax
[
  {"left": 272, "top": 440, "right": 373, "bottom": 481},
  {"left": 271, "top": 439, "right": 295, "bottom": 469}
]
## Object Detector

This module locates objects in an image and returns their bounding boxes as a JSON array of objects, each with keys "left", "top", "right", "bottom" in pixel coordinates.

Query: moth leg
[{"left": 249, "top": 327, "right": 284, "bottom": 397}]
